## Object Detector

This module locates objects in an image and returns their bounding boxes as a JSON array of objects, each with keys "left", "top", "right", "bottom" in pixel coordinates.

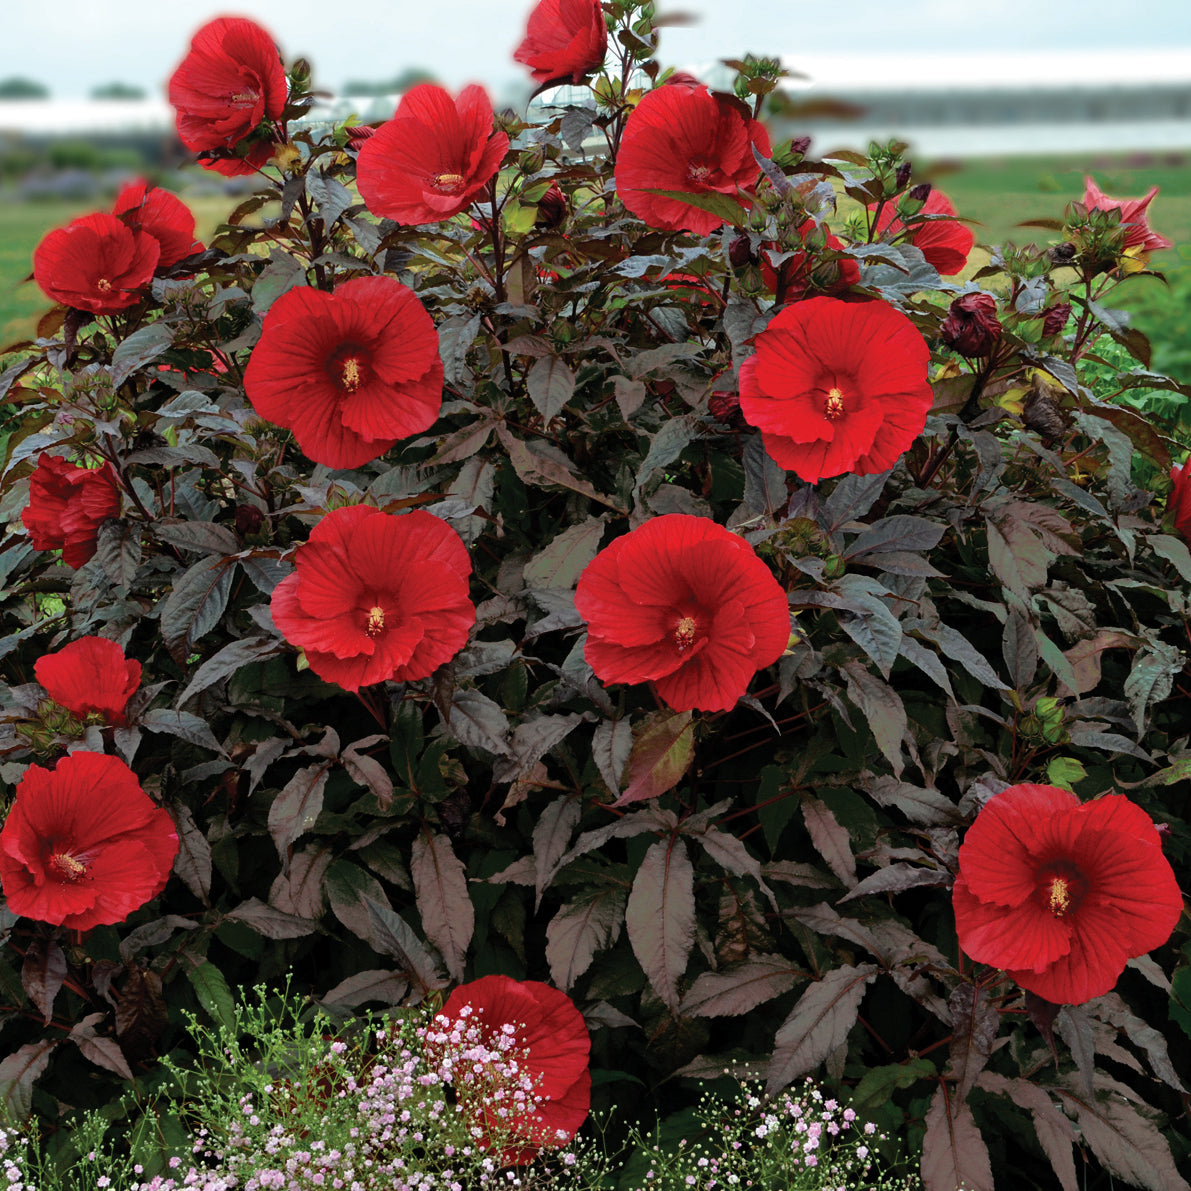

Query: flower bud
[
  {"left": 1041, "top": 302, "right": 1071, "bottom": 337},
  {"left": 788, "top": 135, "right": 812, "bottom": 157},
  {"left": 939, "top": 293, "right": 1002, "bottom": 357},
  {"left": 708, "top": 383, "right": 744, "bottom": 428},
  {"left": 728, "top": 234, "right": 757, "bottom": 269},
  {"left": 534, "top": 181, "right": 568, "bottom": 230},
  {"left": 908, "top": 182, "right": 932, "bottom": 204},
  {"left": 235, "top": 504, "right": 264, "bottom": 537},
  {"left": 895, "top": 162, "right": 912, "bottom": 190},
  {"left": 1047, "top": 242, "right": 1077, "bottom": 266}
]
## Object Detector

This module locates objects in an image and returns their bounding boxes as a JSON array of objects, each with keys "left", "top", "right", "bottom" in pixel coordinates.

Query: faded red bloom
[
  {"left": 871, "top": 188, "right": 974, "bottom": 276},
  {"left": 432, "top": 976, "right": 591, "bottom": 1162},
  {"left": 575, "top": 515, "right": 790, "bottom": 713},
  {"left": 112, "top": 179, "right": 203, "bottom": 267},
  {"left": 0, "top": 751, "right": 177, "bottom": 932},
  {"left": 34, "top": 637, "right": 141, "bottom": 725},
  {"left": 270, "top": 505, "right": 474, "bottom": 692},
  {"left": 939, "top": 292, "right": 1002, "bottom": 357},
  {"left": 244, "top": 276, "right": 443, "bottom": 469},
  {"left": 534, "top": 180, "right": 569, "bottom": 229},
  {"left": 953, "top": 784, "right": 1182, "bottom": 1005},
  {"left": 168, "top": 16, "right": 288, "bottom": 176},
  {"left": 615, "top": 84, "right": 770, "bottom": 235},
  {"left": 1041, "top": 301, "right": 1072, "bottom": 338},
  {"left": 515, "top": 0, "right": 608, "bottom": 85},
  {"left": 761, "top": 219, "right": 860, "bottom": 300},
  {"left": 1082, "top": 176, "right": 1173, "bottom": 256},
  {"left": 738, "top": 296, "right": 933, "bottom": 483},
  {"left": 22, "top": 454, "right": 122, "bottom": 568},
  {"left": 32, "top": 213, "right": 159, "bottom": 313},
  {"left": 1168, "top": 463, "right": 1191, "bottom": 540},
  {"left": 356, "top": 84, "right": 509, "bottom": 225}
]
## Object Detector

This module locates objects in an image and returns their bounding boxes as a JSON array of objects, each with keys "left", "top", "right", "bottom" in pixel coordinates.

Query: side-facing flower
[
  {"left": 356, "top": 84, "right": 509, "bottom": 225},
  {"left": 244, "top": 276, "right": 443, "bottom": 469},
  {"left": 515, "top": 0, "right": 608, "bottom": 85},
  {"left": 870, "top": 188, "right": 974, "bottom": 276},
  {"left": 32, "top": 213, "right": 159, "bottom": 313},
  {"left": 953, "top": 783, "right": 1183, "bottom": 1005},
  {"left": 738, "top": 296, "right": 933, "bottom": 483},
  {"left": 113, "top": 179, "right": 203, "bottom": 267},
  {"left": 939, "top": 292, "right": 1002, "bottom": 357},
  {"left": 0, "top": 751, "right": 178, "bottom": 931},
  {"left": 615, "top": 84, "right": 770, "bottom": 235},
  {"left": 22, "top": 454, "right": 122, "bottom": 568},
  {"left": 1082, "top": 176, "right": 1172, "bottom": 256},
  {"left": 168, "top": 16, "right": 288, "bottom": 176},
  {"left": 575, "top": 515, "right": 790, "bottom": 713},
  {"left": 270, "top": 505, "right": 475, "bottom": 692},
  {"left": 34, "top": 637, "right": 141, "bottom": 725},
  {"left": 1168, "top": 463, "right": 1191, "bottom": 540}
]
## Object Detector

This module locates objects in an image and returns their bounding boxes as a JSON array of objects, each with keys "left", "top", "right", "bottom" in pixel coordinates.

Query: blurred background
[{"left": 2, "top": 0, "right": 1190, "bottom": 362}]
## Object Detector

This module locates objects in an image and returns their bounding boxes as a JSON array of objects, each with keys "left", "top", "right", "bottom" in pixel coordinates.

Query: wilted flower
[
  {"left": 34, "top": 636, "right": 141, "bottom": 725},
  {"left": 535, "top": 180, "right": 569, "bottom": 229},
  {"left": 1041, "top": 301, "right": 1071, "bottom": 338},
  {"left": 514, "top": 0, "right": 608, "bottom": 85},
  {"left": 22, "top": 454, "right": 122, "bottom": 568},
  {"left": 939, "top": 292, "right": 1002, "bottom": 357},
  {"left": 32, "top": 213, "right": 159, "bottom": 314}
]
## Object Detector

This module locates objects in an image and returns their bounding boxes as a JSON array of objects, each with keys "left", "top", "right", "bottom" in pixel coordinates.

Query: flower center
[
  {"left": 686, "top": 161, "right": 712, "bottom": 185},
  {"left": 824, "top": 387, "right": 845, "bottom": 420},
  {"left": 50, "top": 851, "right": 88, "bottom": 883},
  {"left": 341, "top": 357, "right": 363, "bottom": 393},
  {"left": 674, "top": 615, "right": 698, "bottom": 652},
  {"left": 1048, "top": 876, "right": 1071, "bottom": 916},
  {"left": 433, "top": 172, "right": 465, "bottom": 193},
  {"left": 366, "top": 605, "right": 385, "bottom": 637},
  {"left": 1036, "top": 859, "right": 1088, "bottom": 918},
  {"left": 231, "top": 90, "right": 260, "bottom": 108},
  {"left": 97, "top": 278, "right": 112, "bottom": 293}
]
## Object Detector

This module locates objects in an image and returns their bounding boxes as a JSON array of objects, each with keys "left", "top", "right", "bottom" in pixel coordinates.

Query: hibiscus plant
[{"left": 1, "top": 2, "right": 1190, "bottom": 1189}]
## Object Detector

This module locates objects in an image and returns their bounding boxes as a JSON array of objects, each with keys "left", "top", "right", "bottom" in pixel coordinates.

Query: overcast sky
[{"left": 3, "top": 0, "right": 1190, "bottom": 100}]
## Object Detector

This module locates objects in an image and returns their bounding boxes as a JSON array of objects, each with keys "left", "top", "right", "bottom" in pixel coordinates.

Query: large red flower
[
  {"left": 0, "top": 752, "right": 178, "bottom": 932},
  {"left": 738, "top": 296, "right": 932, "bottom": 483},
  {"left": 615, "top": 84, "right": 770, "bottom": 235},
  {"left": 22, "top": 454, "right": 122, "bottom": 568},
  {"left": 32, "top": 213, "right": 159, "bottom": 313},
  {"left": 574, "top": 515, "right": 790, "bottom": 713},
  {"left": 431, "top": 975, "right": 591, "bottom": 1163},
  {"left": 244, "top": 276, "right": 444, "bottom": 469},
  {"left": 112, "top": 179, "right": 203, "bottom": 268},
  {"left": 1082, "top": 176, "right": 1173, "bottom": 256},
  {"left": 34, "top": 637, "right": 141, "bottom": 726},
  {"left": 356, "top": 84, "right": 509, "bottom": 225},
  {"left": 761, "top": 219, "right": 860, "bottom": 300},
  {"left": 1169, "top": 463, "right": 1191, "bottom": 540},
  {"left": 953, "top": 784, "right": 1183, "bottom": 1005},
  {"left": 870, "top": 188, "right": 974, "bottom": 276},
  {"left": 270, "top": 505, "right": 474, "bottom": 692},
  {"left": 515, "top": 0, "right": 608, "bottom": 85},
  {"left": 168, "top": 16, "right": 288, "bottom": 177}
]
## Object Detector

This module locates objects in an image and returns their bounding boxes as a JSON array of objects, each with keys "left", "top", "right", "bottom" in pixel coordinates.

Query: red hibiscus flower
[
  {"left": 1168, "top": 463, "right": 1191, "bottom": 540},
  {"left": 0, "top": 751, "right": 178, "bottom": 932},
  {"left": 244, "top": 276, "right": 444, "bottom": 469},
  {"left": 356, "top": 84, "right": 509, "bottom": 225},
  {"left": 870, "top": 188, "right": 974, "bottom": 276},
  {"left": 270, "top": 505, "right": 475, "bottom": 692},
  {"left": 1082, "top": 176, "right": 1172, "bottom": 256},
  {"left": 738, "top": 296, "right": 933, "bottom": 483},
  {"left": 615, "top": 84, "right": 770, "bottom": 235},
  {"left": 430, "top": 975, "right": 591, "bottom": 1163},
  {"left": 761, "top": 219, "right": 860, "bottom": 300},
  {"left": 515, "top": 0, "right": 608, "bottom": 85},
  {"left": 168, "top": 16, "right": 288, "bottom": 177},
  {"left": 32, "top": 213, "right": 159, "bottom": 314},
  {"left": 112, "top": 179, "right": 203, "bottom": 268},
  {"left": 953, "top": 784, "right": 1182, "bottom": 1005},
  {"left": 574, "top": 515, "right": 790, "bottom": 713},
  {"left": 34, "top": 637, "right": 141, "bottom": 726},
  {"left": 22, "top": 454, "right": 122, "bottom": 568}
]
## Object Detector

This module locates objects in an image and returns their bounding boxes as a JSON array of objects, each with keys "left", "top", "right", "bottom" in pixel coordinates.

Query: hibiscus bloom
[
  {"left": 356, "top": 84, "right": 509, "bottom": 225},
  {"left": 760, "top": 219, "right": 860, "bottom": 300},
  {"left": 22, "top": 454, "right": 122, "bottom": 568},
  {"left": 1082, "top": 176, "right": 1172, "bottom": 256},
  {"left": 244, "top": 276, "right": 444, "bottom": 469},
  {"left": 738, "top": 296, "right": 933, "bottom": 483},
  {"left": 430, "top": 975, "right": 591, "bottom": 1163},
  {"left": 870, "top": 188, "right": 974, "bottom": 276},
  {"left": 32, "top": 213, "right": 159, "bottom": 314},
  {"left": 515, "top": 0, "right": 608, "bottom": 85},
  {"left": 270, "top": 505, "right": 474, "bottom": 692},
  {"left": 575, "top": 515, "right": 790, "bottom": 713},
  {"left": 168, "top": 16, "right": 288, "bottom": 176},
  {"left": 1168, "top": 463, "right": 1191, "bottom": 540},
  {"left": 615, "top": 84, "right": 770, "bottom": 235},
  {"left": 34, "top": 637, "right": 141, "bottom": 725},
  {"left": 112, "top": 179, "right": 203, "bottom": 268},
  {"left": 0, "top": 751, "right": 178, "bottom": 932},
  {"left": 953, "top": 784, "right": 1182, "bottom": 1005}
]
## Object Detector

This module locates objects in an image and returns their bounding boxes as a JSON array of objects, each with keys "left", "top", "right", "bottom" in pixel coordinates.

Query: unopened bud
[
  {"left": 908, "top": 182, "right": 932, "bottom": 204},
  {"left": 534, "top": 181, "right": 568, "bottom": 230},
  {"left": 789, "top": 135, "right": 812, "bottom": 157},
  {"left": 235, "top": 504, "right": 264, "bottom": 537},
  {"left": 939, "top": 293, "right": 1002, "bottom": 358},
  {"left": 895, "top": 162, "right": 912, "bottom": 189},
  {"left": 729, "top": 234, "right": 757, "bottom": 269}
]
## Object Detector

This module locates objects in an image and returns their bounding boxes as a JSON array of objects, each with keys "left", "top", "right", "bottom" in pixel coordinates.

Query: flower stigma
[
  {"left": 50, "top": 851, "right": 88, "bottom": 882},
  {"left": 824, "top": 387, "right": 845, "bottom": 419},
  {"left": 366, "top": 605, "right": 386, "bottom": 636},
  {"left": 96, "top": 279, "right": 112, "bottom": 293},
  {"left": 1048, "top": 876, "right": 1071, "bottom": 916},
  {"left": 341, "top": 357, "right": 363, "bottom": 392},
  {"left": 433, "top": 173, "right": 465, "bottom": 193},
  {"left": 674, "top": 616, "right": 698, "bottom": 651}
]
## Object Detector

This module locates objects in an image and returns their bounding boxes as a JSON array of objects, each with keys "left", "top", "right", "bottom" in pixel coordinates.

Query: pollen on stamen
[
  {"left": 366, "top": 605, "right": 386, "bottom": 637},
  {"left": 96, "top": 278, "right": 113, "bottom": 293},
  {"left": 231, "top": 91, "right": 260, "bottom": 106},
  {"left": 341, "top": 357, "right": 363, "bottom": 392},
  {"left": 1048, "top": 876, "right": 1071, "bottom": 916},
  {"left": 50, "top": 852, "right": 87, "bottom": 882},
  {"left": 434, "top": 173, "right": 465, "bottom": 193},
  {"left": 824, "top": 387, "right": 845, "bottom": 420},
  {"left": 674, "top": 616, "right": 698, "bottom": 651},
  {"left": 686, "top": 162, "right": 711, "bottom": 184}
]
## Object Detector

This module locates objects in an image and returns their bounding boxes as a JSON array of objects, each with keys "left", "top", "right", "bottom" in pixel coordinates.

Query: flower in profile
[
  {"left": 0, "top": 751, "right": 178, "bottom": 931},
  {"left": 22, "top": 454, "right": 122, "bottom": 568},
  {"left": 430, "top": 975, "right": 591, "bottom": 1163},
  {"left": 939, "top": 292, "right": 1002, "bottom": 358},
  {"left": 168, "top": 16, "right": 288, "bottom": 176},
  {"left": 32, "top": 213, "right": 159, "bottom": 313},
  {"left": 112, "top": 179, "right": 203, "bottom": 267},
  {"left": 738, "top": 296, "right": 933, "bottom": 483},
  {"left": 1082, "top": 176, "right": 1172, "bottom": 257},
  {"left": 356, "top": 84, "right": 509, "bottom": 225},
  {"left": 871, "top": 188, "right": 974, "bottom": 276},
  {"left": 1168, "top": 463, "right": 1191, "bottom": 540},
  {"left": 761, "top": 219, "right": 860, "bottom": 300},
  {"left": 244, "top": 276, "right": 443, "bottom": 469},
  {"left": 34, "top": 637, "right": 141, "bottom": 725},
  {"left": 953, "top": 783, "right": 1183, "bottom": 1005},
  {"left": 515, "top": 0, "right": 608, "bottom": 85},
  {"left": 615, "top": 84, "right": 770, "bottom": 235},
  {"left": 575, "top": 515, "right": 790, "bottom": 712},
  {"left": 270, "top": 505, "right": 474, "bottom": 692}
]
